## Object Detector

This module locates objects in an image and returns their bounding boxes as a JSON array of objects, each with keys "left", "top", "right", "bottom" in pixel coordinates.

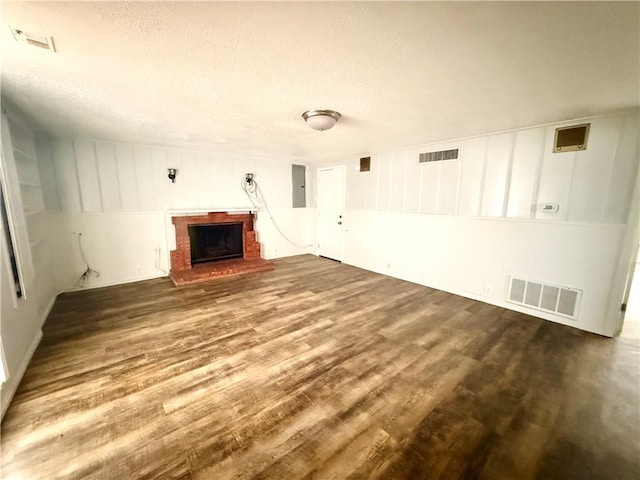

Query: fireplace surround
[{"left": 169, "top": 211, "right": 273, "bottom": 286}]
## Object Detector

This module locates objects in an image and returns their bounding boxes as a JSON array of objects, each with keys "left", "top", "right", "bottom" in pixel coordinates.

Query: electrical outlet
[
  {"left": 484, "top": 285, "right": 492, "bottom": 295},
  {"left": 136, "top": 266, "right": 142, "bottom": 274},
  {"left": 387, "top": 263, "right": 391, "bottom": 269}
]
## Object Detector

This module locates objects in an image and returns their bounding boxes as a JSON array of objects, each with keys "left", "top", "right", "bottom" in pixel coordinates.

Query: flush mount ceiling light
[{"left": 302, "top": 109, "right": 341, "bottom": 131}]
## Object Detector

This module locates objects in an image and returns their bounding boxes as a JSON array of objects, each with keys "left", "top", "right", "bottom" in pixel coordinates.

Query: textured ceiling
[{"left": 1, "top": 2, "right": 639, "bottom": 161}]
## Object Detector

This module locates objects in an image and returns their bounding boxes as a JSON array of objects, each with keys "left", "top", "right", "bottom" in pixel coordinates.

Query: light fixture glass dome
[{"left": 302, "top": 109, "right": 341, "bottom": 131}]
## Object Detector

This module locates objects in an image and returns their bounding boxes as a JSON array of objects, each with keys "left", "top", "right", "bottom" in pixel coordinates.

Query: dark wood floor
[{"left": 2, "top": 255, "right": 639, "bottom": 479}]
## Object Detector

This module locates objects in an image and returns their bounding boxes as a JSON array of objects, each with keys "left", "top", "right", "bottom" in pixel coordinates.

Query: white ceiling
[{"left": 1, "top": 2, "right": 639, "bottom": 161}]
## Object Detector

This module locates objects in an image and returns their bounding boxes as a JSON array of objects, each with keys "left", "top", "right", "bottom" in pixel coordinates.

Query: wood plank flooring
[{"left": 1, "top": 254, "right": 639, "bottom": 479}]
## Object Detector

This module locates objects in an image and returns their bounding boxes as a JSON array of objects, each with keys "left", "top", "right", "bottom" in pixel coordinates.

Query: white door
[{"left": 317, "top": 165, "right": 346, "bottom": 261}]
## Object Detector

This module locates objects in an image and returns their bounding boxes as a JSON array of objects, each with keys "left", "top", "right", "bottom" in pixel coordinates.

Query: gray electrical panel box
[{"left": 292, "top": 164, "right": 306, "bottom": 208}]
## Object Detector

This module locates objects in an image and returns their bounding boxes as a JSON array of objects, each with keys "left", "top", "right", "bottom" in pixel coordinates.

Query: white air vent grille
[
  {"left": 9, "top": 26, "right": 55, "bottom": 52},
  {"left": 419, "top": 148, "right": 459, "bottom": 163},
  {"left": 507, "top": 277, "right": 581, "bottom": 319}
]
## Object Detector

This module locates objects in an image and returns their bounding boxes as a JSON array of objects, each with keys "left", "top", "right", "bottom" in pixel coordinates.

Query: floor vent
[
  {"left": 419, "top": 148, "right": 459, "bottom": 163},
  {"left": 507, "top": 277, "right": 581, "bottom": 319}
]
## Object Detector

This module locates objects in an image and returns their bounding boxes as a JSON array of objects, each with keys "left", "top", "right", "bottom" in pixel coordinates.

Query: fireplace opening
[{"left": 188, "top": 222, "right": 243, "bottom": 264}]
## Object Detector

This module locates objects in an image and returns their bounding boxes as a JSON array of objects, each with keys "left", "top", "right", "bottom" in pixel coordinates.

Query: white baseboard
[
  {"left": 40, "top": 293, "right": 57, "bottom": 328},
  {"left": 62, "top": 272, "right": 167, "bottom": 293},
  {"left": 1, "top": 329, "right": 43, "bottom": 420}
]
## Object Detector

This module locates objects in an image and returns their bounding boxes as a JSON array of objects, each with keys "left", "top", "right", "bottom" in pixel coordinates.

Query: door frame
[{"left": 617, "top": 242, "right": 640, "bottom": 334}]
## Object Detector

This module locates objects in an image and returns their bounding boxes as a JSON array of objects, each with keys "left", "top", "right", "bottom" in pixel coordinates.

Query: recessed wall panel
[
  {"left": 390, "top": 151, "right": 406, "bottom": 212},
  {"left": 134, "top": 147, "right": 155, "bottom": 212},
  {"left": 74, "top": 139, "right": 102, "bottom": 213},
  {"left": 95, "top": 141, "right": 122, "bottom": 213},
  {"left": 51, "top": 139, "right": 81, "bottom": 213},
  {"left": 568, "top": 116, "right": 622, "bottom": 223},
  {"left": 115, "top": 144, "right": 139, "bottom": 212},
  {"left": 507, "top": 128, "right": 544, "bottom": 218},
  {"left": 458, "top": 137, "right": 486, "bottom": 216},
  {"left": 481, "top": 133, "right": 513, "bottom": 217},
  {"left": 536, "top": 127, "right": 575, "bottom": 221}
]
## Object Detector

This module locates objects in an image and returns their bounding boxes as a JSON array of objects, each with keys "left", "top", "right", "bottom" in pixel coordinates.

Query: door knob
[{"left": 338, "top": 221, "right": 342, "bottom": 225}]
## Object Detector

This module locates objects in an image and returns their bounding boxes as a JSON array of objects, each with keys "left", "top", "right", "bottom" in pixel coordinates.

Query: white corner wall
[
  {"left": 315, "top": 111, "right": 639, "bottom": 336},
  {"left": 1, "top": 108, "right": 58, "bottom": 418},
  {"left": 37, "top": 137, "right": 315, "bottom": 291}
]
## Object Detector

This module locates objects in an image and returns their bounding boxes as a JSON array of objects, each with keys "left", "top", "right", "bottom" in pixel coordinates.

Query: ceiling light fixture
[{"left": 302, "top": 109, "right": 341, "bottom": 131}]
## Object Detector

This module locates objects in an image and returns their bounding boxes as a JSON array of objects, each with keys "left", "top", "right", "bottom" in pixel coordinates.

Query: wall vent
[
  {"left": 553, "top": 123, "right": 590, "bottom": 153},
  {"left": 419, "top": 148, "right": 459, "bottom": 163},
  {"left": 507, "top": 277, "right": 581, "bottom": 319}
]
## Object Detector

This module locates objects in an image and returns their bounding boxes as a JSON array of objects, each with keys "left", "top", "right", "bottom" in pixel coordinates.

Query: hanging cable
[
  {"left": 75, "top": 233, "right": 100, "bottom": 287},
  {"left": 240, "top": 175, "right": 313, "bottom": 249},
  {"left": 155, "top": 247, "right": 168, "bottom": 275}
]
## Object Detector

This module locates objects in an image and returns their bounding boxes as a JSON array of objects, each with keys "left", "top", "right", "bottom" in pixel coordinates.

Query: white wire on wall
[
  {"left": 75, "top": 232, "right": 100, "bottom": 287},
  {"left": 240, "top": 176, "right": 313, "bottom": 249},
  {"left": 155, "top": 247, "right": 168, "bottom": 275}
]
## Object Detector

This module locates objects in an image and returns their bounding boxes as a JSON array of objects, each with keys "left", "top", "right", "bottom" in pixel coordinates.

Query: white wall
[
  {"left": 314, "top": 111, "right": 639, "bottom": 336},
  {"left": 1, "top": 108, "right": 58, "bottom": 418},
  {"left": 37, "top": 137, "right": 315, "bottom": 291}
]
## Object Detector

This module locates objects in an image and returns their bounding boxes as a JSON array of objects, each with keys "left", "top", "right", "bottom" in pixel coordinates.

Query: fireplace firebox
[{"left": 189, "top": 222, "right": 243, "bottom": 264}]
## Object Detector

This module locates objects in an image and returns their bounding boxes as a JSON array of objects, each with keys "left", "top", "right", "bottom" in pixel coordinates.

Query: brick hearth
[{"left": 169, "top": 211, "right": 273, "bottom": 286}]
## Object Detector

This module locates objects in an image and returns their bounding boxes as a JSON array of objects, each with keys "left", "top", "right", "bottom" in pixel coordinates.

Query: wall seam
[
  {"left": 501, "top": 133, "right": 517, "bottom": 218},
  {"left": 529, "top": 128, "right": 547, "bottom": 219},
  {"left": 70, "top": 141, "right": 84, "bottom": 213},
  {"left": 92, "top": 141, "right": 105, "bottom": 213}
]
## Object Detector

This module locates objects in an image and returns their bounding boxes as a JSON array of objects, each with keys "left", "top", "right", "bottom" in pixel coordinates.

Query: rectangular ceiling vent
[
  {"left": 507, "top": 276, "right": 581, "bottom": 320},
  {"left": 9, "top": 26, "right": 56, "bottom": 52},
  {"left": 419, "top": 148, "right": 459, "bottom": 163}
]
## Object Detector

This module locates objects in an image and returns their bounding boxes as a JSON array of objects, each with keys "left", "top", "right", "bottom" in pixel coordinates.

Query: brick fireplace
[{"left": 169, "top": 211, "right": 274, "bottom": 286}]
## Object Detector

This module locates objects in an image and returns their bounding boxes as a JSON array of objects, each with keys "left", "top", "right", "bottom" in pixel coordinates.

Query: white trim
[
  {"left": 0, "top": 113, "right": 30, "bottom": 301},
  {"left": 1, "top": 329, "right": 42, "bottom": 420},
  {"left": 0, "top": 340, "right": 7, "bottom": 385},
  {"left": 39, "top": 293, "right": 57, "bottom": 328},
  {"left": 328, "top": 208, "right": 627, "bottom": 230},
  {"left": 62, "top": 271, "right": 167, "bottom": 293},
  {"left": 167, "top": 208, "right": 256, "bottom": 215},
  {"left": 312, "top": 108, "right": 640, "bottom": 165}
]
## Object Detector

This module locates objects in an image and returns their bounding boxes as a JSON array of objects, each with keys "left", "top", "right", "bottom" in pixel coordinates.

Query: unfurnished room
[{"left": 0, "top": 2, "right": 639, "bottom": 479}]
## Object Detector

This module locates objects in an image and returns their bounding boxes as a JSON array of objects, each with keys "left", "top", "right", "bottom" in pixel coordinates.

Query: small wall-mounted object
[
  {"left": 9, "top": 26, "right": 56, "bottom": 52},
  {"left": 167, "top": 168, "right": 177, "bottom": 183},
  {"left": 291, "top": 165, "right": 306, "bottom": 208},
  {"left": 359, "top": 157, "right": 371, "bottom": 172},
  {"left": 539, "top": 203, "right": 559, "bottom": 213},
  {"left": 245, "top": 173, "right": 254, "bottom": 186},
  {"left": 419, "top": 148, "right": 459, "bottom": 163},
  {"left": 553, "top": 123, "right": 590, "bottom": 153}
]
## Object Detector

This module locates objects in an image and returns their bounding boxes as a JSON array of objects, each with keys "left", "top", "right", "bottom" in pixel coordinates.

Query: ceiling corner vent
[
  {"left": 507, "top": 276, "right": 581, "bottom": 320},
  {"left": 9, "top": 26, "right": 55, "bottom": 52},
  {"left": 419, "top": 148, "right": 459, "bottom": 163}
]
